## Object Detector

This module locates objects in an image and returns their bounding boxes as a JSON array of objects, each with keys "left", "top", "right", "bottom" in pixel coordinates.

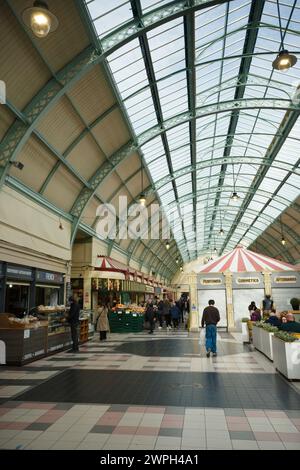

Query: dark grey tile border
[
  {"left": 54, "top": 403, "right": 74, "bottom": 410},
  {"left": 26, "top": 422, "right": 52, "bottom": 431},
  {"left": 286, "top": 411, "right": 300, "bottom": 418},
  {"left": 166, "top": 407, "right": 185, "bottom": 415},
  {"left": 158, "top": 428, "right": 183, "bottom": 437},
  {"left": 91, "top": 425, "right": 116, "bottom": 433},
  {"left": 108, "top": 405, "right": 129, "bottom": 412},
  {"left": 229, "top": 431, "right": 255, "bottom": 440}
]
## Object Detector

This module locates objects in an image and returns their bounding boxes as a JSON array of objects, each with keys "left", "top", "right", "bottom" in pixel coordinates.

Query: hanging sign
[
  {"left": 274, "top": 276, "right": 297, "bottom": 284},
  {"left": 200, "top": 278, "right": 222, "bottom": 285},
  {"left": 7, "top": 265, "right": 32, "bottom": 280},
  {"left": 36, "top": 270, "right": 64, "bottom": 284},
  {"left": 236, "top": 277, "right": 260, "bottom": 285}
]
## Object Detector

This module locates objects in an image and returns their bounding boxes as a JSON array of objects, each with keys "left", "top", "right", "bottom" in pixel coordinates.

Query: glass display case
[{"left": 47, "top": 310, "right": 69, "bottom": 336}]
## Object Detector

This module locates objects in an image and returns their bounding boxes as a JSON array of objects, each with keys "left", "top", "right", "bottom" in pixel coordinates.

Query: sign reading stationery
[{"left": 200, "top": 278, "right": 222, "bottom": 285}]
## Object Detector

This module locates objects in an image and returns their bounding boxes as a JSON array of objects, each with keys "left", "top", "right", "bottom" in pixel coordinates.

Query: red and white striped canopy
[{"left": 198, "top": 246, "right": 295, "bottom": 273}]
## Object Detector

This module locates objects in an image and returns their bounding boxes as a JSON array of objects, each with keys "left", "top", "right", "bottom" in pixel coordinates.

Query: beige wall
[{"left": 0, "top": 186, "right": 71, "bottom": 268}]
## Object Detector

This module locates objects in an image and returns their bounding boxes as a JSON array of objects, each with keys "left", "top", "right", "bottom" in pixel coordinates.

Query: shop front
[
  {"left": 4, "top": 264, "right": 33, "bottom": 316},
  {"left": 35, "top": 270, "right": 64, "bottom": 308},
  {"left": 270, "top": 272, "right": 300, "bottom": 312}
]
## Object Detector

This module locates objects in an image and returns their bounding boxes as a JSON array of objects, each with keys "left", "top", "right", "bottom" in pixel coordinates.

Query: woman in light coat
[{"left": 94, "top": 302, "right": 109, "bottom": 341}]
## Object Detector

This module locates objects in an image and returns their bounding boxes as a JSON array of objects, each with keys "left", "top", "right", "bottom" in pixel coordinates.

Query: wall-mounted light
[
  {"left": 22, "top": 1, "right": 59, "bottom": 38},
  {"left": 9, "top": 161, "right": 24, "bottom": 170},
  {"left": 9, "top": 284, "right": 13, "bottom": 288}
]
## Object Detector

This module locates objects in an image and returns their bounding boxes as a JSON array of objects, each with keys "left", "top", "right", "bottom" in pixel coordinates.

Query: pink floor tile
[
  {"left": 278, "top": 433, "right": 300, "bottom": 442},
  {"left": 97, "top": 412, "right": 124, "bottom": 425},
  {"left": 254, "top": 432, "right": 280, "bottom": 441},
  {"left": 127, "top": 407, "right": 147, "bottom": 413},
  {"left": 112, "top": 426, "right": 137, "bottom": 435},
  {"left": 291, "top": 418, "right": 300, "bottom": 426},
  {"left": 146, "top": 407, "right": 165, "bottom": 414},
  {"left": 35, "top": 413, "right": 62, "bottom": 423},
  {"left": 226, "top": 417, "right": 249, "bottom": 423},
  {"left": 7, "top": 422, "right": 31, "bottom": 430},
  {"left": 245, "top": 410, "right": 266, "bottom": 417},
  {"left": 227, "top": 423, "right": 252, "bottom": 431},
  {"left": 0, "top": 408, "right": 11, "bottom": 416},
  {"left": 0, "top": 422, "right": 11, "bottom": 429},
  {"left": 135, "top": 427, "right": 159, "bottom": 436},
  {"left": 17, "top": 403, "right": 56, "bottom": 410}
]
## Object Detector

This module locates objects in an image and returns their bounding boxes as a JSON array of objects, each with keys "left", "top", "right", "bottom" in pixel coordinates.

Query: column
[
  {"left": 225, "top": 272, "right": 234, "bottom": 331},
  {"left": 188, "top": 273, "right": 199, "bottom": 331},
  {"left": 83, "top": 273, "right": 91, "bottom": 310},
  {"left": 263, "top": 271, "right": 272, "bottom": 296}
]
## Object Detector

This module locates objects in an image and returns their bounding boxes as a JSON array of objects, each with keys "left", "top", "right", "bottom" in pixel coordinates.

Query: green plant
[
  {"left": 255, "top": 321, "right": 264, "bottom": 328},
  {"left": 261, "top": 323, "right": 278, "bottom": 333},
  {"left": 241, "top": 317, "right": 250, "bottom": 323},
  {"left": 274, "top": 331, "right": 298, "bottom": 342}
]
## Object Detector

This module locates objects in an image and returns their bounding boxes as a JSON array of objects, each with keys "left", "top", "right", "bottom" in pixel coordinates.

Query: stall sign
[
  {"left": 145, "top": 285, "right": 154, "bottom": 293},
  {"left": 7, "top": 265, "right": 32, "bottom": 280},
  {"left": 274, "top": 276, "right": 297, "bottom": 284},
  {"left": 200, "top": 278, "right": 222, "bottom": 285},
  {"left": 36, "top": 270, "right": 64, "bottom": 284},
  {"left": 236, "top": 277, "right": 260, "bottom": 285},
  {"left": 154, "top": 287, "right": 162, "bottom": 294}
]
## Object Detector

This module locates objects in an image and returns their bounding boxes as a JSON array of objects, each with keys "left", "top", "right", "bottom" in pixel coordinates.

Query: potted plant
[
  {"left": 260, "top": 324, "right": 278, "bottom": 361},
  {"left": 272, "top": 331, "right": 300, "bottom": 380},
  {"left": 241, "top": 317, "right": 250, "bottom": 343},
  {"left": 252, "top": 321, "right": 264, "bottom": 351},
  {"left": 290, "top": 298, "right": 300, "bottom": 311}
]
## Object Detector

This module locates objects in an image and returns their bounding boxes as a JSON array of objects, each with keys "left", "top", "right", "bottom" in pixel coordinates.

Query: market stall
[{"left": 197, "top": 246, "right": 296, "bottom": 331}]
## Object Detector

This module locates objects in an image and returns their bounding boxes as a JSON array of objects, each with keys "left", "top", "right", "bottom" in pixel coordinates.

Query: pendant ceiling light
[
  {"left": 22, "top": 1, "right": 59, "bottom": 38},
  {"left": 166, "top": 241, "right": 170, "bottom": 250},
  {"left": 272, "top": 0, "right": 297, "bottom": 71},
  {"left": 219, "top": 211, "right": 224, "bottom": 236},
  {"left": 139, "top": 160, "right": 146, "bottom": 206},
  {"left": 280, "top": 216, "right": 286, "bottom": 245},
  {"left": 230, "top": 161, "right": 240, "bottom": 201}
]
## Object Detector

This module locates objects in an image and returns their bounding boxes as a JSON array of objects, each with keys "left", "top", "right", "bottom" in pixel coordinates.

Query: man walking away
[
  {"left": 163, "top": 296, "right": 171, "bottom": 330},
  {"left": 157, "top": 299, "right": 164, "bottom": 329},
  {"left": 145, "top": 302, "right": 156, "bottom": 334},
  {"left": 67, "top": 296, "right": 80, "bottom": 352},
  {"left": 201, "top": 299, "right": 220, "bottom": 357},
  {"left": 170, "top": 301, "right": 181, "bottom": 330}
]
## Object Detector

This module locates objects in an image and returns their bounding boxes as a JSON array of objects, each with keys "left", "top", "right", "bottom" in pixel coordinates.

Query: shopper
[
  {"left": 201, "top": 299, "right": 220, "bottom": 357},
  {"left": 94, "top": 301, "right": 109, "bottom": 341},
  {"left": 157, "top": 299, "right": 164, "bottom": 329},
  {"left": 279, "top": 313, "right": 300, "bottom": 333},
  {"left": 248, "top": 301, "right": 256, "bottom": 314},
  {"left": 170, "top": 301, "right": 181, "bottom": 330},
  {"left": 262, "top": 294, "right": 273, "bottom": 316},
  {"left": 163, "top": 296, "right": 171, "bottom": 330},
  {"left": 145, "top": 302, "right": 156, "bottom": 334},
  {"left": 250, "top": 307, "right": 261, "bottom": 322},
  {"left": 265, "top": 309, "right": 281, "bottom": 327},
  {"left": 67, "top": 296, "right": 80, "bottom": 352}
]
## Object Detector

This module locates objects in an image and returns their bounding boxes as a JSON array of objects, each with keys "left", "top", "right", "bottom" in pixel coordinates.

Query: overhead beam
[{"left": 206, "top": 0, "right": 265, "bottom": 249}]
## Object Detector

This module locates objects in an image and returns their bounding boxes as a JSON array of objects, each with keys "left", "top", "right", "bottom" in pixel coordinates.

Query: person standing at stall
[
  {"left": 67, "top": 296, "right": 80, "bottom": 352},
  {"left": 201, "top": 299, "right": 220, "bottom": 357},
  {"left": 94, "top": 301, "right": 109, "bottom": 341}
]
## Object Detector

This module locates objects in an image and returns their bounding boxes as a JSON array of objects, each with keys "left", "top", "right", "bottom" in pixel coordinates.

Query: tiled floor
[{"left": 0, "top": 328, "right": 300, "bottom": 450}]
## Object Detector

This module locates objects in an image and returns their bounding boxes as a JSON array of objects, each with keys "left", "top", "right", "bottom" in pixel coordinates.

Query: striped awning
[{"left": 198, "top": 246, "right": 295, "bottom": 273}]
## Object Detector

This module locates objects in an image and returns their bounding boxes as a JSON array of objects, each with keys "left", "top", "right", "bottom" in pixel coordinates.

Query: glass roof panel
[{"left": 85, "top": 0, "right": 300, "bottom": 262}]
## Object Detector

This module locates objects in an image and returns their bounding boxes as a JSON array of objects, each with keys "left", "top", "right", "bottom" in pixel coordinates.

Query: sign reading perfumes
[{"left": 200, "top": 278, "right": 222, "bottom": 285}]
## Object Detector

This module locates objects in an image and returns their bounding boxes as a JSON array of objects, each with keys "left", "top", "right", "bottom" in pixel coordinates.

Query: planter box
[
  {"left": 272, "top": 336, "right": 300, "bottom": 380},
  {"left": 260, "top": 328, "right": 274, "bottom": 361},
  {"left": 242, "top": 322, "right": 249, "bottom": 343},
  {"left": 252, "top": 325, "right": 262, "bottom": 351}
]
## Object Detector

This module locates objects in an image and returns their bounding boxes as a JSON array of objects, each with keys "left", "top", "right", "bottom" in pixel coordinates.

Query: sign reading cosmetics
[
  {"left": 7, "top": 265, "right": 32, "bottom": 280},
  {"left": 36, "top": 270, "right": 64, "bottom": 284}
]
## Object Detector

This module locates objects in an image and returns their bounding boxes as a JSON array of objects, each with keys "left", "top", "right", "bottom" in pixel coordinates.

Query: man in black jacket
[
  {"left": 67, "top": 296, "right": 80, "bottom": 352},
  {"left": 201, "top": 299, "right": 220, "bottom": 357}
]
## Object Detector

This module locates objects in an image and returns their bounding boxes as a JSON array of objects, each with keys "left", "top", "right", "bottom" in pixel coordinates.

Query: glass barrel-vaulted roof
[{"left": 85, "top": 0, "right": 300, "bottom": 262}]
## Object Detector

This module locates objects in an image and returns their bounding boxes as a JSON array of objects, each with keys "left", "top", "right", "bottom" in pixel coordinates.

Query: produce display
[{"left": 111, "top": 304, "right": 145, "bottom": 314}]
